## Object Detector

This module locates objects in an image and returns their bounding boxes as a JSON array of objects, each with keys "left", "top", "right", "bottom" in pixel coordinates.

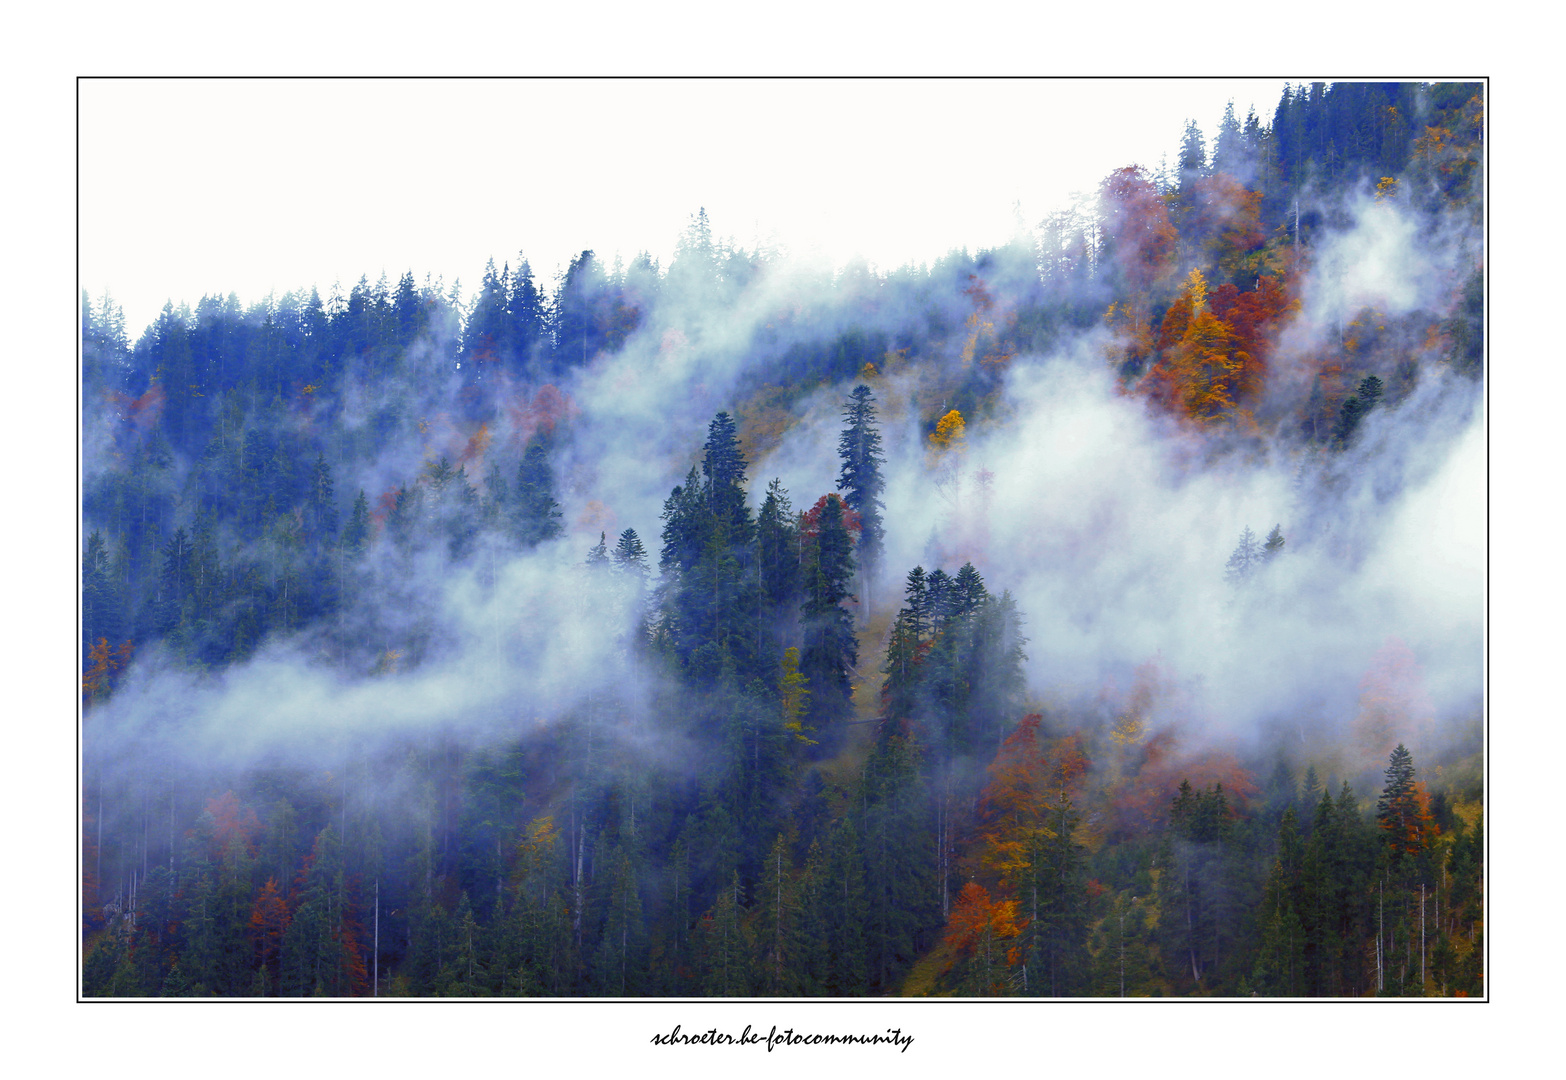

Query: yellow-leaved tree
[
  {"left": 1143, "top": 269, "right": 1252, "bottom": 428},
  {"left": 930, "top": 408, "right": 966, "bottom": 453},
  {"left": 779, "top": 647, "right": 813, "bottom": 744}
]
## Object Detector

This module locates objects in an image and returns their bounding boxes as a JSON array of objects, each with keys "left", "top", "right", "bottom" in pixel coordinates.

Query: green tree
[
  {"left": 515, "top": 439, "right": 564, "bottom": 546},
  {"left": 836, "top": 385, "right": 886, "bottom": 610},
  {"left": 1376, "top": 744, "right": 1425, "bottom": 862},
  {"left": 755, "top": 479, "right": 800, "bottom": 663},
  {"left": 1332, "top": 374, "right": 1385, "bottom": 447},
  {"left": 342, "top": 490, "right": 371, "bottom": 556},
  {"left": 799, "top": 493, "right": 857, "bottom": 753},
  {"left": 1016, "top": 795, "right": 1090, "bottom": 996},
  {"left": 612, "top": 528, "right": 647, "bottom": 578},
  {"left": 1263, "top": 524, "right": 1285, "bottom": 561},
  {"left": 697, "top": 871, "right": 752, "bottom": 996}
]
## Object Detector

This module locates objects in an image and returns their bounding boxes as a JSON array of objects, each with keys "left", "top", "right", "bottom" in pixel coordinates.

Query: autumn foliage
[
  {"left": 943, "top": 881, "right": 1023, "bottom": 992},
  {"left": 82, "top": 637, "right": 133, "bottom": 706},
  {"left": 799, "top": 492, "right": 862, "bottom": 542},
  {"left": 1140, "top": 268, "right": 1294, "bottom": 428}
]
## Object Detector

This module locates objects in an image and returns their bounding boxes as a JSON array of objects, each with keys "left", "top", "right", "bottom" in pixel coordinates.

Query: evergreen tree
[
  {"left": 508, "top": 257, "right": 548, "bottom": 376},
  {"left": 1225, "top": 526, "right": 1262, "bottom": 585},
  {"left": 1211, "top": 100, "right": 1247, "bottom": 178},
  {"left": 861, "top": 733, "right": 937, "bottom": 990},
  {"left": 697, "top": 871, "right": 752, "bottom": 996},
  {"left": 1016, "top": 795, "right": 1090, "bottom": 997},
  {"left": 514, "top": 439, "right": 564, "bottom": 547},
  {"left": 551, "top": 250, "right": 608, "bottom": 370},
  {"left": 1161, "top": 781, "right": 1241, "bottom": 989},
  {"left": 836, "top": 385, "right": 886, "bottom": 607},
  {"left": 755, "top": 479, "right": 800, "bottom": 665},
  {"left": 1332, "top": 374, "right": 1385, "bottom": 447},
  {"left": 799, "top": 493, "right": 857, "bottom": 752},
  {"left": 342, "top": 490, "right": 371, "bottom": 556},
  {"left": 612, "top": 528, "right": 647, "bottom": 578},
  {"left": 1263, "top": 524, "right": 1285, "bottom": 561},
  {"left": 1376, "top": 744, "right": 1425, "bottom": 863},
  {"left": 462, "top": 259, "right": 509, "bottom": 383},
  {"left": 821, "top": 817, "right": 868, "bottom": 994},
  {"left": 701, "top": 411, "right": 751, "bottom": 544}
]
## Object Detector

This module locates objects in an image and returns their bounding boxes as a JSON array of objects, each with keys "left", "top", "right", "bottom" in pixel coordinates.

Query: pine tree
[
  {"left": 701, "top": 411, "right": 751, "bottom": 544},
  {"left": 1263, "top": 524, "right": 1285, "bottom": 561},
  {"left": 1225, "top": 526, "right": 1262, "bottom": 585},
  {"left": 1332, "top": 374, "right": 1385, "bottom": 447},
  {"left": 1376, "top": 744, "right": 1426, "bottom": 862},
  {"left": 342, "top": 490, "right": 371, "bottom": 556},
  {"left": 1015, "top": 795, "right": 1090, "bottom": 996},
  {"left": 822, "top": 817, "right": 868, "bottom": 994},
  {"left": 508, "top": 256, "right": 548, "bottom": 376},
  {"left": 799, "top": 493, "right": 858, "bottom": 752},
  {"left": 755, "top": 479, "right": 799, "bottom": 664},
  {"left": 836, "top": 385, "right": 886, "bottom": 609},
  {"left": 612, "top": 528, "right": 647, "bottom": 578},
  {"left": 514, "top": 439, "right": 563, "bottom": 547},
  {"left": 755, "top": 832, "right": 798, "bottom": 995}
]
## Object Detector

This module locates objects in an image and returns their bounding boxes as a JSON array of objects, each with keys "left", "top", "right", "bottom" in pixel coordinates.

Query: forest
[{"left": 80, "top": 80, "right": 1484, "bottom": 998}]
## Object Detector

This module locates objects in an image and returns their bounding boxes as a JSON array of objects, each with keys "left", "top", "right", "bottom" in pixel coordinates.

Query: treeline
[{"left": 81, "top": 81, "right": 1486, "bottom": 682}]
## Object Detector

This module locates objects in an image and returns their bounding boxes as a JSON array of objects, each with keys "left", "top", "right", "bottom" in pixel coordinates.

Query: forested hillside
[{"left": 80, "top": 81, "right": 1484, "bottom": 998}]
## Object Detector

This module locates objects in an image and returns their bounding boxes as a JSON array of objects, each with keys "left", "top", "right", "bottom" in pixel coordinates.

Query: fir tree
[
  {"left": 836, "top": 385, "right": 886, "bottom": 606},
  {"left": 514, "top": 439, "right": 563, "bottom": 547},
  {"left": 799, "top": 493, "right": 857, "bottom": 751}
]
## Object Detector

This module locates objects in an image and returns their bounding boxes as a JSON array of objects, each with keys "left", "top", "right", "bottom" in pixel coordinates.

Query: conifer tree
[
  {"left": 508, "top": 256, "right": 548, "bottom": 376},
  {"left": 836, "top": 385, "right": 886, "bottom": 611},
  {"left": 612, "top": 528, "right": 647, "bottom": 578},
  {"left": 755, "top": 479, "right": 799, "bottom": 665},
  {"left": 514, "top": 439, "right": 563, "bottom": 547},
  {"left": 799, "top": 493, "right": 857, "bottom": 751},
  {"left": 342, "top": 490, "right": 371, "bottom": 556},
  {"left": 1263, "top": 524, "right": 1285, "bottom": 561},
  {"left": 1225, "top": 526, "right": 1262, "bottom": 585},
  {"left": 1376, "top": 744, "right": 1427, "bottom": 862}
]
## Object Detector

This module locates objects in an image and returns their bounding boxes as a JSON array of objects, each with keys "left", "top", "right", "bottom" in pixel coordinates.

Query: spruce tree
[
  {"left": 1225, "top": 526, "right": 1262, "bottom": 585},
  {"left": 755, "top": 479, "right": 799, "bottom": 665},
  {"left": 1376, "top": 744, "right": 1423, "bottom": 862},
  {"left": 1263, "top": 524, "right": 1285, "bottom": 561},
  {"left": 836, "top": 385, "right": 886, "bottom": 609},
  {"left": 514, "top": 439, "right": 563, "bottom": 547},
  {"left": 342, "top": 490, "right": 371, "bottom": 556},
  {"left": 800, "top": 493, "right": 857, "bottom": 751},
  {"left": 612, "top": 528, "right": 647, "bottom": 577}
]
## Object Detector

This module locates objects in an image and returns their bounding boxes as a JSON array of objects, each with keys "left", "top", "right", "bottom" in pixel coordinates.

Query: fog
[{"left": 83, "top": 170, "right": 1483, "bottom": 823}]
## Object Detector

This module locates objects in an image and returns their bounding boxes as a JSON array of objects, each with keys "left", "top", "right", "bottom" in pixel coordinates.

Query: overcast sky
[{"left": 80, "top": 78, "right": 1291, "bottom": 335}]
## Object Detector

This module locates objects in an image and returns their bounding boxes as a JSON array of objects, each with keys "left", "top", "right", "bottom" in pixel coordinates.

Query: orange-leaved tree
[
  {"left": 82, "top": 637, "right": 133, "bottom": 707},
  {"left": 1142, "top": 269, "right": 1254, "bottom": 428},
  {"left": 978, "top": 715, "right": 1088, "bottom": 893},
  {"left": 943, "top": 881, "right": 1022, "bottom": 995},
  {"left": 249, "top": 877, "right": 290, "bottom": 993}
]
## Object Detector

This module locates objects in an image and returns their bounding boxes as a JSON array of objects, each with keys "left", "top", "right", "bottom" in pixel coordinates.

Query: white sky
[{"left": 80, "top": 78, "right": 1291, "bottom": 335}]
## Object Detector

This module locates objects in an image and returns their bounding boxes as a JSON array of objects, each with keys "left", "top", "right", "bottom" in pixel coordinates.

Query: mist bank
[{"left": 84, "top": 162, "right": 1484, "bottom": 774}]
